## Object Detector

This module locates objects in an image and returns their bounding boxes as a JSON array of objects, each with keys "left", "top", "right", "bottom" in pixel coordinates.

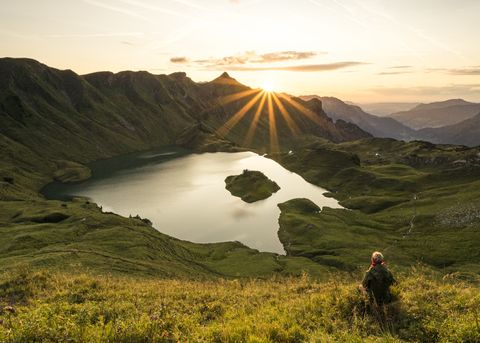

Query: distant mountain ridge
[
  {"left": 391, "top": 99, "right": 480, "bottom": 129},
  {"left": 417, "top": 112, "right": 480, "bottom": 147},
  {"left": 300, "top": 95, "right": 416, "bottom": 140},
  {"left": 300, "top": 95, "right": 480, "bottom": 147},
  {"left": 359, "top": 102, "right": 420, "bottom": 117}
]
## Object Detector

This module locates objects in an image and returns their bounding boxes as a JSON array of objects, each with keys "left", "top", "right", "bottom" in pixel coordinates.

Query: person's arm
[
  {"left": 388, "top": 270, "right": 396, "bottom": 286},
  {"left": 362, "top": 270, "right": 371, "bottom": 289}
]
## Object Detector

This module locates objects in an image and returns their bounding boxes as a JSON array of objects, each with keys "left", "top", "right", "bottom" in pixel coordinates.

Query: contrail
[
  {"left": 82, "top": 0, "right": 155, "bottom": 22},
  {"left": 46, "top": 32, "right": 144, "bottom": 38},
  {"left": 350, "top": 0, "right": 471, "bottom": 64},
  {"left": 168, "top": 0, "right": 208, "bottom": 11},
  {"left": 117, "top": 0, "right": 191, "bottom": 18}
]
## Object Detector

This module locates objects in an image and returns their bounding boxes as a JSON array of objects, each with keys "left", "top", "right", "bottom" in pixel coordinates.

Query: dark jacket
[{"left": 362, "top": 264, "right": 395, "bottom": 304}]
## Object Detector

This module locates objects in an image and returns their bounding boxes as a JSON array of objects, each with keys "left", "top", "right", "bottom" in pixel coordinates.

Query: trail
[{"left": 384, "top": 193, "right": 418, "bottom": 252}]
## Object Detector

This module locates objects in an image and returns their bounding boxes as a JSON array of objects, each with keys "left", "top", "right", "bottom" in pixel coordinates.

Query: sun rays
[
  {"left": 215, "top": 84, "right": 325, "bottom": 152},
  {"left": 243, "top": 91, "right": 267, "bottom": 147}
]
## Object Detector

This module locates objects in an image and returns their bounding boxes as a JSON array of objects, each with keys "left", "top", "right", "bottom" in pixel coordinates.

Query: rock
[{"left": 4, "top": 306, "right": 15, "bottom": 314}]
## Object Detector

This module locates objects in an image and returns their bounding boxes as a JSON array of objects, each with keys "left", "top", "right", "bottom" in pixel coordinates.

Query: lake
[{"left": 43, "top": 149, "right": 341, "bottom": 254}]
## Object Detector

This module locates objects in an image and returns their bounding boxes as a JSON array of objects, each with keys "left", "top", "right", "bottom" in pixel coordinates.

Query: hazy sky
[{"left": 1, "top": 0, "right": 479, "bottom": 102}]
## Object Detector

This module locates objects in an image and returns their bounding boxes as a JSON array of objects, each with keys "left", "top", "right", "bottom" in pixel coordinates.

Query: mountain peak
[
  {"left": 208, "top": 72, "right": 246, "bottom": 88},
  {"left": 219, "top": 72, "right": 232, "bottom": 79}
]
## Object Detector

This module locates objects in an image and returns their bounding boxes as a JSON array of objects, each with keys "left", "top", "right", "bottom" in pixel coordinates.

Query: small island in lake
[{"left": 225, "top": 169, "right": 280, "bottom": 203}]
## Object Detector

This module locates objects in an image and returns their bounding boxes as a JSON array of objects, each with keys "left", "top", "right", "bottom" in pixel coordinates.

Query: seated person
[{"left": 361, "top": 251, "right": 396, "bottom": 305}]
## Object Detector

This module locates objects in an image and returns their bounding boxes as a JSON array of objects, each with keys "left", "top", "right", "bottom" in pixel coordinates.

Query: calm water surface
[{"left": 43, "top": 150, "right": 341, "bottom": 254}]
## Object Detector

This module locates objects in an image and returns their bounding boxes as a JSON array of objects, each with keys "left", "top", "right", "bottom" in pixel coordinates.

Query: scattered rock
[{"left": 4, "top": 306, "right": 16, "bottom": 314}]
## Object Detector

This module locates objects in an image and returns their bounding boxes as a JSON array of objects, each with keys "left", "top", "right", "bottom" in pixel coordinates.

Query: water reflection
[{"left": 43, "top": 151, "right": 341, "bottom": 254}]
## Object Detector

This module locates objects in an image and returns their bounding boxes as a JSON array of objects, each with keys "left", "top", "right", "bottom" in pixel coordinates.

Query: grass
[
  {"left": 270, "top": 137, "right": 480, "bottom": 274},
  {"left": 0, "top": 267, "right": 478, "bottom": 342},
  {"left": 225, "top": 169, "right": 280, "bottom": 203},
  {"left": 0, "top": 197, "right": 335, "bottom": 279},
  {"left": 51, "top": 160, "right": 92, "bottom": 183}
]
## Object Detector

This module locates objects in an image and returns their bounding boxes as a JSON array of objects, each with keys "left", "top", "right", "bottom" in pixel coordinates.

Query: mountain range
[
  {"left": 0, "top": 57, "right": 369, "bottom": 201},
  {"left": 301, "top": 95, "right": 416, "bottom": 140},
  {"left": 359, "top": 102, "right": 420, "bottom": 116},
  {"left": 1, "top": 57, "right": 480, "bottom": 279},
  {"left": 390, "top": 99, "right": 480, "bottom": 129},
  {"left": 301, "top": 95, "right": 480, "bottom": 147},
  {"left": 418, "top": 112, "right": 480, "bottom": 146}
]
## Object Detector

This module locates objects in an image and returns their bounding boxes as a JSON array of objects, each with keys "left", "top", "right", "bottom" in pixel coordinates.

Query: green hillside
[
  {"left": 0, "top": 268, "right": 478, "bottom": 342},
  {"left": 0, "top": 58, "right": 368, "bottom": 200},
  {"left": 1, "top": 58, "right": 479, "bottom": 277},
  {"left": 0, "top": 57, "right": 366, "bottom": 279},
  {"left": 271, "top": 137, "right": 480, "bottom": 275},
  {"left": 1, "top": 57, "right": 480, "bottom": 341}
]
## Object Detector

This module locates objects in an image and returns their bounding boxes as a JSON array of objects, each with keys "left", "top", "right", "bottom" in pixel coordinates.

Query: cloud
[
  {"left": 194, "top": 50, "right": 321, "bottom": 66},
  {"left": 255, "top": 51, "right": 318, "bottom": 63},
  {"left": 371, "top": 84, "right": 480, "bottom": 98},
  {"left": 427, "top": 67, "right": 480, "bottom": 76},
  {"left": 377, "top": 65, "right": 413, "bottom": 74},
  {"left": 447, "top": 68, "right": 480, "bottom": 76},
  {"left": 170, "top": 56, "right": 189, "bottom": 63},
  {"left": 378, "top": 71, "right": 412, "bottom": 75},
  {"left": 178, "top": 51, "right": 363, "bottom": 73},
  {"left": 223, "top": 61, "right": 366, "bottom": 72}
]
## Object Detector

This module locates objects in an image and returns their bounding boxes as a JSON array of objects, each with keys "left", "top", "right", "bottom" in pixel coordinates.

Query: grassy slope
[
  {"left": 0, "top": 198, "right": 332, "bottom": 279},
  {"left": 270, "top": 137, "right": 480, "bottom": 275},
  {"left": 225, "top": 170, "right": 280, "bottom": 203},
  {"left": 0, "top": 268, "right": 478, "bottom": 342}
]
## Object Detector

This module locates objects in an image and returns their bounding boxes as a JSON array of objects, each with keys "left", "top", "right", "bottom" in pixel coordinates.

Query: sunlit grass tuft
[{"left": 0, "top": 267, "right": 478, "bottom": 342}]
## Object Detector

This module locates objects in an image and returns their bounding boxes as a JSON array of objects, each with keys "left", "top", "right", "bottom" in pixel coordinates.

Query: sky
[{"left": 1, "top": 0, "right": 480, "bottom": 103}]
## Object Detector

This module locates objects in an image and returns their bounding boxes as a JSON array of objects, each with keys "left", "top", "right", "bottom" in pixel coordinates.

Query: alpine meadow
[{"left": 1, "top": 1, "right": 480, "bottom": 342}]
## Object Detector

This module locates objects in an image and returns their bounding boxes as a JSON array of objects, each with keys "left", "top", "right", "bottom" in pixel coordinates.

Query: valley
[
  {"left": 1, "top": 57, "right": 479, "bottom": 342},
  {"left": 2, "top": 58, "right": 480, "bottom": 278},
  {"left": 2, "top": 0, "right": 480, "bottom": 340}
]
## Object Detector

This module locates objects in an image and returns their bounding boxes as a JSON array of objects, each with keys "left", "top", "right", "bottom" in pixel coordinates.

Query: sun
[{"left": 261, "top": 80, "right": 275, "bottom": 92}]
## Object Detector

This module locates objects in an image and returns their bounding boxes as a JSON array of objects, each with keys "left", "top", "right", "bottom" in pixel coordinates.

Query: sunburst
[
  {"left": 261, "top": 80, "right": 275, "bottom": 93},
  {"left": 215, "top": 80, "right": 323, "bottom": 152}
]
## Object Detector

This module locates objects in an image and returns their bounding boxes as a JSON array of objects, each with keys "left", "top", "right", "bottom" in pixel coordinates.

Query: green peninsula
[{"left": 225, "top": 170, "right": 280, "bottom": 203}]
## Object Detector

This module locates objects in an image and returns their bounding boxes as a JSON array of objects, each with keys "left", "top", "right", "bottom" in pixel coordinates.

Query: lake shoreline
[{"left": 41, "top": 149, "right": 340, "bottom": 254}]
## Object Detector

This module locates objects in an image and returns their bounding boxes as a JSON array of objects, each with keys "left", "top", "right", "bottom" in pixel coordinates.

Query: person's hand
[{"left": 357, "top": 285, "right": 366, "bottom": 294}]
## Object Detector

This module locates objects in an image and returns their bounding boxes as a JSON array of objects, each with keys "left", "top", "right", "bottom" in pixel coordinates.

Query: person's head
[{"left": 371, "top": 251, "right": 384, "bottom": 266}]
